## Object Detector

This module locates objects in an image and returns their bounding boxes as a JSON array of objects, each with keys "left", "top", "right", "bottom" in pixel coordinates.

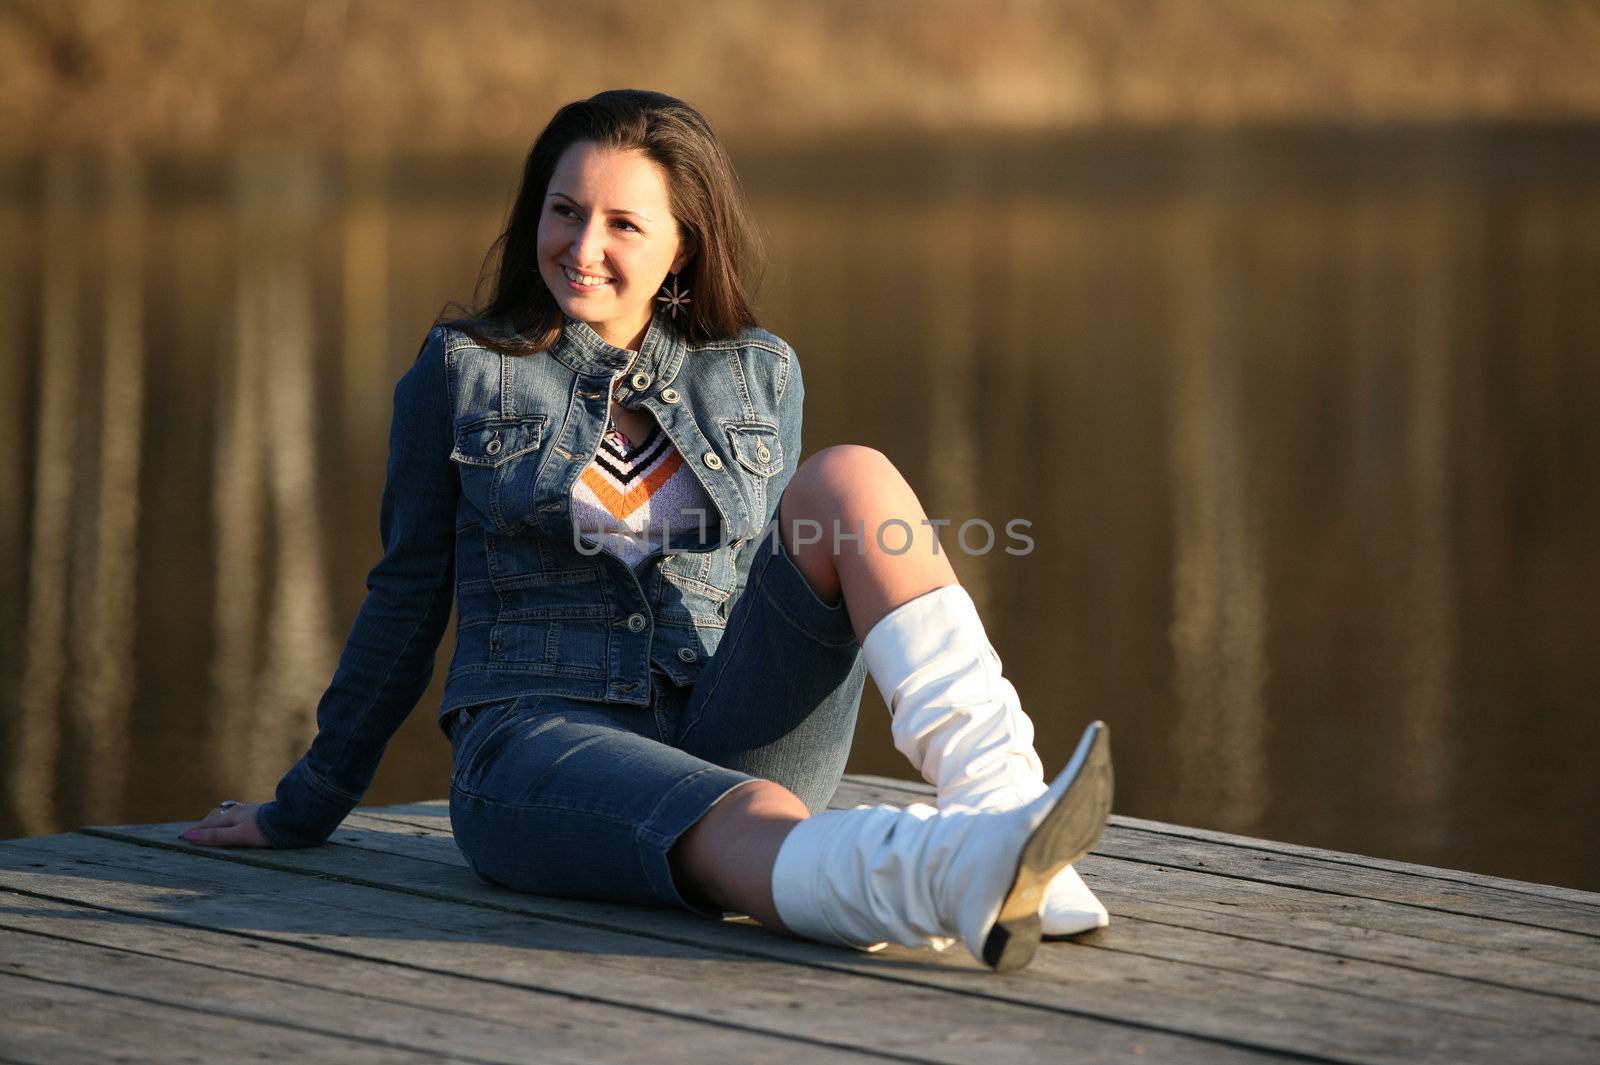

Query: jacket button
[
  {"left": 625, "top": 612, "right": 647, "bottom": 632},
  {"left": 485, "top": 438, "right": 502, "bottom": 455},
  {"left": 631, "top": 371, "right": 652, "bottom": 390},
  {"left": 703, "top": 452, "right": 723, "bottom": 470},
  {"left": 660, "top": 387, "right": 681, "bottom": 404},
  {"left": 677, "top": 647, "right": 698, "bottom": 663},
  {"left": 757, "top": 443, "right": 771, "bottom": 463}
]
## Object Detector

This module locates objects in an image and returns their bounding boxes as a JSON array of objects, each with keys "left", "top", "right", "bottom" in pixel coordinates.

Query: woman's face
[{"left": 536, "top": 140, "right": 693, "bottom": 351}]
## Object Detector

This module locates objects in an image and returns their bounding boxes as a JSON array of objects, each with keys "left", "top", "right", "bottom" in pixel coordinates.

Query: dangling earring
[{"left": 656, "top": 272, "right": 691, "bottom": 319}]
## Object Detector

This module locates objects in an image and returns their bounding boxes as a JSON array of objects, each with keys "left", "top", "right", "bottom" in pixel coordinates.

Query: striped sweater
[{"left": 570, "top": 419, "right": 718, "bottom": 571}]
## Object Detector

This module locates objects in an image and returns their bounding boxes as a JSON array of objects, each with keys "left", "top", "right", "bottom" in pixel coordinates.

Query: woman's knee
[
  {"left": 785, "top": 445, "right": 900, "bottom": 520},
  {"left": 780, "top": 446, "right": 903, "bottom": 600},
  {"left": 680, "top": 780, "right": 809, "bottom": 855}
]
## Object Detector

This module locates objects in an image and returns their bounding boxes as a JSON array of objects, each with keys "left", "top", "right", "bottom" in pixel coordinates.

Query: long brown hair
[{"left": 440, "top": 89, "right": 765, "bottom": 353}]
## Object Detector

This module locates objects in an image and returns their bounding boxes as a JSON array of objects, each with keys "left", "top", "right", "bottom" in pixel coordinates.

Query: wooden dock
[{"left": 4, "top": 774, "right": 1597, "bottom": 1064}]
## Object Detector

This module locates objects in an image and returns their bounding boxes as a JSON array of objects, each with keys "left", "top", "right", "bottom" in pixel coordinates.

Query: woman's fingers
[
  {"left": 180, "top": 802, "right": 269, "bottom": 847},
  {"left": 182, "top": 824, "right": 247, "bottom": 846}
]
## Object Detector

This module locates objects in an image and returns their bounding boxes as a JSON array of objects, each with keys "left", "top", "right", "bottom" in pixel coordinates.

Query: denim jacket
[{"left": 256, "top": 309, "right": 804, "bottom": 847}]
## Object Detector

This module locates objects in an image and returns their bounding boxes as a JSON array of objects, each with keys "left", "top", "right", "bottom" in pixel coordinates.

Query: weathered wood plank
[
  {"left": 1092, "top": 834, "right": 1600, "bottom": 969},
  {"left": 330, "top": 808, "right": 1600, "bottom": 1027},
  {"left": 1092, "top": 858, "right": 1600, "bottom": 1006},
  {"left": 1100, "top": 829, "right": 1600, "bottom": 940},
  {"left": 1073, "top": 896, "right": 1600, "bottom": 1033},
  {"left": 0, "top": 921, "right": 878, "bottom": 1065},
  {"left": 351, "top": 799, "right": 1600, "bottom": 1007},
  {"left": 851, "top": 770, "right": 1600, "bottom": 901},
  {"left": 43, "top": 827, "right": 1598, "bottom": 1064},
  {"left": 1108, "top": 813, "right": 1600, "bottom": 911},
  {"left": 2, "top": 970, "right": 452, "bottom": 1064},
  {"left": 830, "top": 779, "right": 1600, "bottom": 971},
  {"left": 0, "top": 836, "right": 1272, "bottom": 1065}
]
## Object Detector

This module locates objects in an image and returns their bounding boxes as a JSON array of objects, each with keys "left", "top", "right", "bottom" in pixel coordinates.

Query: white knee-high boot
[
  {"left": 771, "top": 721, "right": 1112, "bottom": 971},
  {"left": 860, "top": 584, "right": 1110, "bottom": 936}
]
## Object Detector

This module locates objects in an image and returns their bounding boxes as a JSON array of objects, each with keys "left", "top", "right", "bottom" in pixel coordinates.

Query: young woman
[{"left": 181, "top": 89, "right": 1113, "bottom": 972}]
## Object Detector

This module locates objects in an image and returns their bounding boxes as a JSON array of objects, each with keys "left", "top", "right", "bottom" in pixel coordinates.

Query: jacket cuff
[{"left": 255, "top": 759, "right": 358, "bottom": 849}]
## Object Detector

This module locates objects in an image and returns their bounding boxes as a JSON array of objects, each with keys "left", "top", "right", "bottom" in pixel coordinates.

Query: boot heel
[
  {"left": 981, "top": 721, "right": 1113, "bottom": 971},
  {"left": 982, "top": 909, "right": 1042, "bottom": 971}
]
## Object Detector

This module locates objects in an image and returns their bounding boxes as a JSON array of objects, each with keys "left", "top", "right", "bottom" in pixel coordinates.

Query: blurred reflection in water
[
  {"left": 2, "top": 129, "right": 1597, "bottom": 890},
  {"left": 10, "top": 153, "right": 79, "bottom": 836},
  {"left": 75, "top": 149, "right": 144, "bottom": 823},
  {"left": 212, "top": 147, "right": 336, "bottom": 798},
  {"left": 1166, "top": 193, "right": 1269, "bottom": 832}
]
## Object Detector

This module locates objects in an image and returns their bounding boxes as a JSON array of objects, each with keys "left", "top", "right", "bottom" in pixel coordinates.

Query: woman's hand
[{"left": 179, "top": 801, "right": 269, "bottom": 847}]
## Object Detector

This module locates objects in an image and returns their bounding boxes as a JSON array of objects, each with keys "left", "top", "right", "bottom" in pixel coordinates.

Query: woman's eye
[{"left": 614, "top": 219, "right": 640, "bottom": 232}]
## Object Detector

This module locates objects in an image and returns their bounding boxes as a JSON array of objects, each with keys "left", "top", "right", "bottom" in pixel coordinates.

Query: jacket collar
[{"left": 550, "top": 308, "right": 687, "bottom": 395}]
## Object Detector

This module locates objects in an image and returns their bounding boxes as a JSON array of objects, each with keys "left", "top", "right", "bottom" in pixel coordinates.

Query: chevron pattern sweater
[{"left": 570, "top": 421, "right": 718, "bottom": 571}]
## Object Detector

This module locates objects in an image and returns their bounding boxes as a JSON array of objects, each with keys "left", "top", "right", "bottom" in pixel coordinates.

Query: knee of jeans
[{"left": 797, "top": 774, "right": 845, "bottom": 816}]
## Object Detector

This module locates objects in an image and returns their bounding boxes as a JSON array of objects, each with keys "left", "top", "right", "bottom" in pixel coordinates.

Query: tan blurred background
[{"left": 3, "top": 0, "right": 1598, "bottom": 890}]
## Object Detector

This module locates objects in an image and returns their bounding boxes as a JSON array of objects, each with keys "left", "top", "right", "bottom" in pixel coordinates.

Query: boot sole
[{"left": 981, "top": 720, "right": 1114, "bottom": 972}]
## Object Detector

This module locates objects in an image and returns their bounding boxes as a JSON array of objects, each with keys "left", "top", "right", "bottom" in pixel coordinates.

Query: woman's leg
[
  {"left": 670, "top": 719, "right": 1115, "bottom": 972},
  {"left": 774, "top": 445, "right": 1110, "bottom": 936},
  {"left": 448, "top": 694, "right": 764, "bottom": 914},
  {"left": 666, "top": 447, "right": 990, "bottom": 921},
  {"left": 679, "top": 719, "right": 1115, "bottom": 972},
  {"left": 667, "top": 779, "right": 807, "bottom": 929},
  {"left": 672, "top": 496, "right": 870, "bottom": 815},
  {"left": 668, "top": 446, "right": 1106, "bottom": 951},
  {"left": 663, "top": 472, "right": 879, "bottom": 924}
]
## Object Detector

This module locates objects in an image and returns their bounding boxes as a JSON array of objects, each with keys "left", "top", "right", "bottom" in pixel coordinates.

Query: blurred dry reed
[{"left": 3, "top": 0, "right": 1600, "bottom": 154}]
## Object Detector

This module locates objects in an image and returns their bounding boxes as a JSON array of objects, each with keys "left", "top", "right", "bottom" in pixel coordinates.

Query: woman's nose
[{"left": 569, "top": 218, "right": 607, "bottom": 265}]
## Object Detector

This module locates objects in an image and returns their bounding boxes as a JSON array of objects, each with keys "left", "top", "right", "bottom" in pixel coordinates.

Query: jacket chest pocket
[
  {"left": 450, "top": 414, "right": 547, "bottom": 534},
  {"left": 724, "top": 421, "right": 782, "bottom": 477},
  {"left": 721, "top": 421, "right": 783, "bottom": 530}
]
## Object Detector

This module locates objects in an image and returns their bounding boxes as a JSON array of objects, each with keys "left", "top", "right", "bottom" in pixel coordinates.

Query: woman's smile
[{"left": 562, "top": 266, "right": 613, "bottom": 288}]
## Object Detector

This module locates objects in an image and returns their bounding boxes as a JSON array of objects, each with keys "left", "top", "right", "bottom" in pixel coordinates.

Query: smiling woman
[
  {"left": 536, "top": 142, "right": 696, "bottom": 352},
  {"left": 456, "top": 91, "right": 765, "bottom": 355},
  {"left": 178, "top": 88, "right": 1115, "bottom": 974}
]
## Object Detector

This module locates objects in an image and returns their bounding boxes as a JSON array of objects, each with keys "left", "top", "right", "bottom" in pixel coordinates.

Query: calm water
[{"left": 3, "top": 128, "right": 1597, "bottom": 889}]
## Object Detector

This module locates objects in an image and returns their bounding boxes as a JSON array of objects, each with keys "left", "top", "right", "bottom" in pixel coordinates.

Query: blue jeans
[{"left": 447, "top": 520, "right": 869, "bottom": 915}]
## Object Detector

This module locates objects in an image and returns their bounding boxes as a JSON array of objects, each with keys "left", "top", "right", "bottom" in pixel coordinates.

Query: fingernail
[{"left": 180, "top": 830, "right": 197, "bottom": 841}]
